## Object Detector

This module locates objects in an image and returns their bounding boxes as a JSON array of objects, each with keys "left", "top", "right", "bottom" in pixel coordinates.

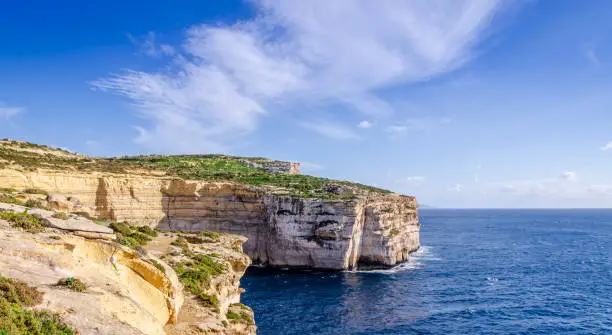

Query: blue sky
[{"left": 2, "top": 0, "right": 612, "bottom": 208}]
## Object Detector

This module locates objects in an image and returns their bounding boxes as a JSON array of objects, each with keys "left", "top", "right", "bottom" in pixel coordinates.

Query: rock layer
[{"left": 1, "top": 168, "right": 420, "bottom": 270}]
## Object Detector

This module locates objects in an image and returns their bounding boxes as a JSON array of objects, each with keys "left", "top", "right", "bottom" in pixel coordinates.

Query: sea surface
[{"left": 241, "top": 209, "right": 612, "bottom": 334}]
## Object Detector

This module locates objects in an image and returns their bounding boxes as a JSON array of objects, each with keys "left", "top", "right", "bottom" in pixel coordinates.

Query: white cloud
[
  {"left": 94, "top": 0, "right": 505, "bottom": 152},
  {"left": 128, "top": 32, "right": 175, "bottom": 57},
  {"left": 0, "top": 106, "right": 24, "bottom": 120},
  {"left": 450, "top": 184, "right": 464, "bottom": 192},
  {"left": 357, "top": 120, "right": 373, "bottom": 129},
  {"left": 398, "top": 176, "right": 426, "bottom": 186},
  {"left": 300, "top": 121, "right": 359, "bottom": 140},
  {"left": 601, "top": 142, "right": 612, "bottom": 151},
  {"left": 585, "top": 45, "right": 600, "bottom": 67},
  {"left": 559, "top": 171, "right": 577, "bottom": 182},
  {"left": 386, "top": 117, "right": 451, "bottom": 135},
  {"left": 299, "top": 161, "right": 325, "bottom": 172},
  {"left": 480, "top": 171, "right": 588, "bottom": 199}
]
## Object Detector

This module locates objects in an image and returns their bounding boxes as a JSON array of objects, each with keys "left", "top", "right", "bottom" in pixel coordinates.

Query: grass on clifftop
[
  {"left": 0, "top": 276, "right": 75, "bottom": 335},
  {"left": 0, "top": 140, "right": 392, "bottom": 199},
  {"left": 120, "top": 155, "right": 391, "bottom": 199}
]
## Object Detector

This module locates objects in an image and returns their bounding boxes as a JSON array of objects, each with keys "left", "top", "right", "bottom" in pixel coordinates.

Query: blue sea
[{"left": 241, "top": 209, "right": 612, "bottom": 334}]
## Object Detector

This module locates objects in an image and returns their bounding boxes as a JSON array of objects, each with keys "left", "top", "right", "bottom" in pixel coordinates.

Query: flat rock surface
[{"left": 0, "top": 203, "right": 113, "bottom": 234}]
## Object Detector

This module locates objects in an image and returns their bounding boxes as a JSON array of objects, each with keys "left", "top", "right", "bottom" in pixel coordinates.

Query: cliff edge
[
  {"left": 0, "top": 139, "right": 420, "bottom": 270},
  {"left": 0, "top": 140, "right": 420, "bottom": 270}
]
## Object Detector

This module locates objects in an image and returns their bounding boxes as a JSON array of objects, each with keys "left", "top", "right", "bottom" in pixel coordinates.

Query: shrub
[
  {"left": 56, "top": 277, "right": 87, "bottom": 292},
  {"left": 23, "top": 188, "right": 48, "bottom": 196},
  {"left": 24, "top": 199, "right": 47, "bottom": 209},
  {"left": 226, "top": 311, "right": 240, "bottom": 320},
  {"left": 0, "top": 277, "right": 43, "bottom": 306},
  {"left": 0, "top": 194, "right": 24, "bottom": 206},
  {"left": 0, "top": 276, "right": 74, "bottom": 335},
  {"left": 0, "top": 210, "right": 45, "bottom": 233},
  {"left": 149, "top": 259, "right": 166, "bottom": 274},
  {"left": 52, "top": 212, "right": 69, "bottom": 220},
  {"left": 136, "top": 225, "right": 157, "bottom": 237},
  {"left": 198, "top": 293, "right": 219, "bottom": 311},
  {"left": 171, "top": 251, "right": 226, "bottom": 310},
  {"left": 199, "top": 231, "right": 221, "bottom": 241},
  {"left": 227, "top": 307, "right": 254, "bottom": 325},
  {"left": 110, "top": 222, "right": 153, "bottom": 249}
]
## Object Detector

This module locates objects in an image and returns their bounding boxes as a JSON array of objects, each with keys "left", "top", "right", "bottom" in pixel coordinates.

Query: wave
[{"left": 355, "top": 245, "right": 437, "bottom": 274}]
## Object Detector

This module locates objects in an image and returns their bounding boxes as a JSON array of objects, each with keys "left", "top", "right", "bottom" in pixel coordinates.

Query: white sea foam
[{"left": 354, "top": 246, "right": 437, "bottom": 274}]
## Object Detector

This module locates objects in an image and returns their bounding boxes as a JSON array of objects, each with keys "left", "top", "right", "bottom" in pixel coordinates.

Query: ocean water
[{"left": 241, "top": 209, "right": 612, "bottom": 334}]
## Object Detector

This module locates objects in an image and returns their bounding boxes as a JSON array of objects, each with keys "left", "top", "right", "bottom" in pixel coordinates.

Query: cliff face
[{"left": 0, "top": 167, "right": 420, "bottom": 270}]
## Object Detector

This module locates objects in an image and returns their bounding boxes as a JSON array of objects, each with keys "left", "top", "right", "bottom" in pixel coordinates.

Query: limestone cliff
[{"left": 0, "top": 139, "right": 420, "bottom": 270}]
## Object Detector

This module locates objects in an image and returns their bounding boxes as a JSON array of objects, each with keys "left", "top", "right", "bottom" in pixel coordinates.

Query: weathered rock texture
[
  {"left": 0, "top": 201, "right": 256, "bottom": 335},
  {"left": 146, "top": 232, "right": 256, "bottom": 334},
  {"left": 238, "top": 159, "right": 300, "bottom": 174},
  {"left": 0, "top": 205, "right": 182, "bottom": 335},
  {"left": 1, "top": 167, "right": 420, "bottom": 270}
]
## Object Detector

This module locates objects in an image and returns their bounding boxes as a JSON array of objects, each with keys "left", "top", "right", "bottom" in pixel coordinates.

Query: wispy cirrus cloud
[
  {"left": 0, "top": 106, "right": 24, "bottom": 120},
  {"left": 93, "top": 0, "right": 506, "bottom": 152},
  {"left": 300, "top": 121, "right": 360, "bottom": 140},
  {"left": 397, "top": 176, "right": 426, "bottom": 186}
]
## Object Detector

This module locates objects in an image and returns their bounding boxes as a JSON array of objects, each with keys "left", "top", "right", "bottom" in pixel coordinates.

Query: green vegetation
[
  {"left": 51, "top": 212, "right": 69, "bottom": 220},
  {"left": 387, "top": 228, "right": 400, "bottom": 238},
  {"left": 120, "top": 155, "right": 390, "bottom": 199},
  {"left": 198, "top": 293, "right": 219, "bottom": 311},
  {"left": 170, "top": 248, "right": 226, "bottom": 310},
  {"left": 0, "top": 277, "right": 43, "bottom": 306},
  {"left": 0, "top": 210, "right": 46, "bottom": 233},
  {"left": 0, "top": 187, "right": 17, "bottom": 193},
  {"left": 0, "top": 194, "right": 24, "bottom": 206},
  {"left": 1, "top": 140, "right": 392, "bottom": 199},
  {"left": 136, "top": 225, "right": 157, "bottom": 237},
  {"left": 227, "top": 306, "right": 254, "bottom": 325},
  {"left": 199, "top": 230, "right": 221, "bottom": 241},
  {"left": 23, "top": 188, "right": 48, "bottom": 196},
  {"left": 0, "top": 276, "right": 75, "bottom": 335},
  {"left": 109, "top": 222, "right": 157, "bottom": 249},
  {"left": 24, "top": 199, "right": 48, "bottom": 209},
  {"left": 56, "top": 277, "right": 87, "bottom": 292},
  {"left": 148, "top": 259, "right": 166, "bottom": 274},
  {"left": 171, "top": 236, "right": 190, "bottom": 251}
]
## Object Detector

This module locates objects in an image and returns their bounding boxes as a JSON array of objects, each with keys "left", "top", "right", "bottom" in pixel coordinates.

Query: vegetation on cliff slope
[
  {"left": 0, "top": 210, "right": 46, "bottom": 233},
  {"left": 0, "top": 140, "right": 391, "bottom": 199},
  {"left": 169, "top": 236, "right": 226, "bottom": 311},
  {"left": 109, "top": 221, "right": 158, "bottom": 249},
  {"left": 0, "top": 276, "right": 75, "bottom": 334}
]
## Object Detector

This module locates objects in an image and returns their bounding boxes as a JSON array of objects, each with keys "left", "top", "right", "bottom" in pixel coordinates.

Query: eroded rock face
[
  {"left": 0, "top": 168, "right": 420, "bottom": 270},
  {"left": 0, "top": 216, "right": 180, "bottom": 334},
  {"left": 0, "top": 201, "right": 256, "bottom": 335}
]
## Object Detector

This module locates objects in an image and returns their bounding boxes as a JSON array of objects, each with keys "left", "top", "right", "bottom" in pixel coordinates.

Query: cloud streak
[
  {"left": 93, "top": 0, "right": 504, "bottom": 152},
  {"left": 0, "top": 106, "right": 24, "bottom": 120}
]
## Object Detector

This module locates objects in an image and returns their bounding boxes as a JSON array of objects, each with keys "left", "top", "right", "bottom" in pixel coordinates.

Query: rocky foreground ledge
[{"left": 0, "top": 199, "right": 255, "bottom": 334}]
